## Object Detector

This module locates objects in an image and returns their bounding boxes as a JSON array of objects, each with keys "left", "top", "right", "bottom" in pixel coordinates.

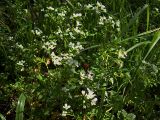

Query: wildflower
[
  {"left": 91, "top": 98, "right": 97, "bottom": 105},
  {"left": 81, "top": 90, "right": 86, "bottom": 96},
  {"left": 99, "top": 16, "right": 107, "bottom": 25},
  {"left": 69, "top": 42, "right": 75, "bottom": 48},
  {"left": 8, "top": 36, "right": 13, "bottom": 40},
  {"left": 80, "top": 70, "right": 94, "bottom": 80},
  {"left": 74, "top": 27, "right": 81, "bottom": 34},
  {"left": 31, "top": 28, "right": 42, "bottom": 36},
  {"left": 87, "top": 70, "right": 94, "bottom": 80},
  {"left": 69, "top": 42, "right": 84, "bottom": 53},
  {"left": 17, "top": 60, "right": 25, "bottom": 66},
  {"left": 86, "top": 88, "right": 96, "bottom": 99},
  {"left": 118, "top": 49, "right": 127, "bottom": 59},
  {"left": 41, "top": 8, "right": 44, "bottom": 12},
  {"left": 96, "top": 2, "right": 106, "bottom": 13},
  {"left": 63, "top": 103, "right": 71, "bottom": 110},
  {"left": 51, "top": 52, "right": 62, "bottom": 65},
  {"left": 66, "top": 58, "right": 79, "bottom": 67},
  {"left": 75, "top": 42, "right": 83, "bottom": 51},
  {"left": 61, "top": 53, "right": 71, "bottom": 60},
  {"left": 72, "top": 13, "right": 82, "bottom": 18},
  {"left": 116, "top": 20, "right": 120, "bottom": 27},
  {"left": 24, "top": 9, "right": 28, "bottom": 13},
  {"left": 84, "top": 4, "right": 93, "bottom": 10},
  {"left": 62, "top": 111, "right": 67, "bottom": 116},
  {"left": 47, "top": 6, "right": 54, "bottom": 11},
  {"left": 42, "top": 41, "right": 57, "bottom": 50},
  {"left": 17, "top": 60, "right": 25, "bottom": 71},
  {"left": 58, "top": 11, "right": 66, "bottom": 17},
  {"left": 16, "top": 43, "right": 24, "bottom": 49},
  {"left": 76, "top": 21, "right": 82, "bottom": 27},
  {"left": 80, "top": 70, "right": 86, "bottom": 80},
  {"left": 55, "top": 27, "right": 63, "bottom": 35}
]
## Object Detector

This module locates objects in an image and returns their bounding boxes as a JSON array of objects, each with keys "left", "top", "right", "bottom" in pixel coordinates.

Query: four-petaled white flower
[
  {"left": 86, "top": 88, "right": 96, "bottom": 99},
  {"left": 63, "top": 103, "right": 71, "bottom": 110}
]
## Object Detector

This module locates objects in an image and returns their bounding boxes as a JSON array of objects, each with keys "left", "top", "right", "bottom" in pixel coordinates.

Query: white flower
[
  {"left": 61, "top": 53, "right": 71, "bottom": 60},
  {"left": 74, "top": 27, "right": 81, "bottom": 33},
  {"left": 85, "top": 4, "right": 93, "bottom": 10},
  {"left": 69, "top": 42, "right": 83, "bottom": 53},
  {"left": 96, "top": 2, "right": 106, "bottom": 13},
  {"left": 47, "top": 6, "right": 54, "bottom": 11},
  {"left": 53, "top": 56, "right": 62, "bottom": 65},
  {"left": 42, "top": 41, "right": 57, "bottom": 50},
  {"left": 63, "top": 103, "right": 71, "bottom": 110},
  {"left": 72, "top": 13, "right": 82, "bottom": 18},
  {"left": 69, "top": 42, "right": 75, "bottom": 48},
  {"left": 24, "top": 9, "right": 28, "bottom": 13},
  {"left": 31, "top": 28, "right": 42, "bottom": 36},
  {"left": 80, "top": 70, "right": 86, "bottom": 80},
  {"left": 51, "top": 52, "right": 62, "bottom": 65},
  {"left": 86, "top": 88, "right": 96, "bottom": 99},
  {"left": 99, "top": 16, "right": 107, "bottom": 25},
  {"left": 16, "top": 43, "right": 24, "bottom": 49},
  {"left": 17, "top": 60, "right": 25, "bottom": 66},
  {"left": 76, "top": 42, "right": 83, "bottom": 50},
  {"left": 41, "top": 8, "right": 44, "bottom": 11},
  {"left": 76, "top": 21, "right": 82, "bottom": 27},
  {"left": 81, "top": 90, "right": 86, "bottom": 96},
  {"left": 58, "top": 11, "right": 66, "bottom": 17},
  {"left": 91, "top": 98, "right": 97, "bottom": 105},
  {"left": 66, "top": 58, "right": 79, "bottom": 67},
  {"left": 62, "top": 111, "right": 67, "bottom": 116},
  {"left": 87, "top": 70, "right": 94, "bottom": 80},
  {"left": 116, "top": 20, "right": 120, "bottom": 27},
  {"left": 8, "top": 36, "right": 13, "bottom": 40}
]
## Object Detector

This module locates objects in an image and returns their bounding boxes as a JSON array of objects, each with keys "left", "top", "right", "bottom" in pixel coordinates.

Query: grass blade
[
  {"left": 123, "top": 4, "right": 148, "bottom": 33},
  {"left": 15, "top": 93, "right": 26, "bottom": 120},
  {"left": 120, "top": 27, "right": 160, "bottom": 43},
  {"left": 126, "top": 41, "right": 151, "bottom": 53},
  {"left": 146, "top": 5, "right": 150, "bottom": 31},
  {"left": 143, "top": 31, "right": 160, "bottom": 61},
  {"left": 0, "top": 113, "right": 6, "bottom": 120}
]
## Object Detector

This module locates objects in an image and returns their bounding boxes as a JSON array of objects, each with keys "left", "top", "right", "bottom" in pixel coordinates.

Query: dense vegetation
[{"left": 0, "top": 0, "right": 160, "bottom": 119}]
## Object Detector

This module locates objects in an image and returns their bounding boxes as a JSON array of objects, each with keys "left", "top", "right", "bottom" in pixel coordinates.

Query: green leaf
[
  {"left": 15, "top": 93, "right": 26, "bottom": 120},
  {"left": 143, "top": 31, "right": 160, "bottom": 61},
  {"left": 0, "top": 113, "right": 6, "bottom": 120}
]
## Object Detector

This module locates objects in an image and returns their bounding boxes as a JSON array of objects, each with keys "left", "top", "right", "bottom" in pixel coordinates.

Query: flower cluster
[
  {"left": 31, "top": 28, "right": 42, "bottom": 36},
  {"left": 84, "top": 2, "right": 107, "bottom": 13},
  {"left": 42, "top": 41, "right": 83, "bottom": 67},
  {"left": 80, "top": 70, "right": 94, "bottom": 81},
  {"left": 68, "top": 42, "right": 84, "bottom": 54},
  {"left": 17, "top": 60, "right": 25, "bottom": 71},
  {"left": 42, "top": 41, "right": 57, "bottom": 51},
  {"left": 82, "top": 88, "right": 97, "bottom": 106},
  {"left": 50, "top": 52, "right": 63, "bottom": 65},
  {"left": 62, "top": 103, "right": 71, "bottom": 117}
]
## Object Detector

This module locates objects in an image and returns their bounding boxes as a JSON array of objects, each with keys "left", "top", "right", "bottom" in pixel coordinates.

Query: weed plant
[{"left": 0, "top": 0, "right": 160, "bottom": 119}]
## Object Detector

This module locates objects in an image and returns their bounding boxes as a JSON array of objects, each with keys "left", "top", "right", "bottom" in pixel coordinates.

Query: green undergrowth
[{"left": 0, "top": 0, "right": 160, "bottom": 119}]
